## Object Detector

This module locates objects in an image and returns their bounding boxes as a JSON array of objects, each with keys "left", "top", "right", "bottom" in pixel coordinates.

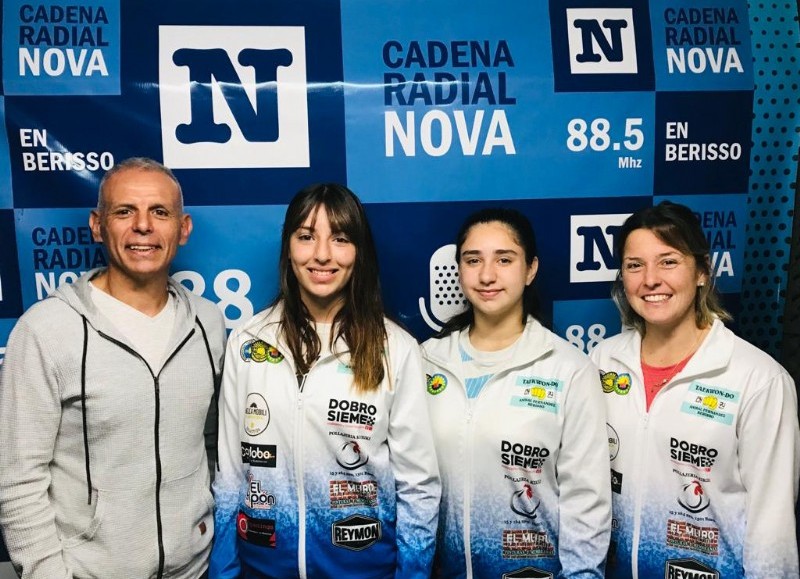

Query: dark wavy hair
[
  {"left": 272, "top": 183, "right": 386, "bottom": 393},
  {"left": 610, "top": 201, "right": 731, "bottom": 335},
  {"left": 437, "top": 207, "right": 541, "bottom": 337}
]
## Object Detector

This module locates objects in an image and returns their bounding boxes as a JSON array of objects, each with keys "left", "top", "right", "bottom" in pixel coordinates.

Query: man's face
[{"left": 90, "top": 168, "right": 192, "bottom": 287}]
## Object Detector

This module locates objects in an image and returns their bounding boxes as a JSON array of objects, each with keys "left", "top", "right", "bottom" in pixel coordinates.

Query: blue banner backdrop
[{"left": 0, "top": 0, "right": 794, "bottom": 565}]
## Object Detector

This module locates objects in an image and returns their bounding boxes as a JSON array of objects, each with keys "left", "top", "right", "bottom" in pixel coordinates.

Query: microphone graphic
[{"left": 419, "top": 244, "right": 468, "bottom": 331}]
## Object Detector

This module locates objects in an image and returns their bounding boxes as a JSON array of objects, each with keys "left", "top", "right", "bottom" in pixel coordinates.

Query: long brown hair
[{"left": 273, "top": 183, "right": 386, "bottom": 392}]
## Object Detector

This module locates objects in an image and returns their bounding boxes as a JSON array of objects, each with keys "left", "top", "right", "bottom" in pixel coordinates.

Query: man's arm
[
  {"left": 198, "top": 304, "right": 226, "bottom": 482},
  {"left": 0, "top": 314, "right": 72, "bottom": 578}
]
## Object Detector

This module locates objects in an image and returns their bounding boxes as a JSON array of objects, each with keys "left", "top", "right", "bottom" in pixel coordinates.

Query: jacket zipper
[
  {"left": 464, "top": 406, "right": 475, "bottom": 579},
  {"left": 295, "top": 369, "right": 311, "bottom": 579},
  {"left": 630, "top": 402, "right": 649, "bottom": 579},
  {"left": 99, "top": 328, "right": 195, "bottom": 579}
]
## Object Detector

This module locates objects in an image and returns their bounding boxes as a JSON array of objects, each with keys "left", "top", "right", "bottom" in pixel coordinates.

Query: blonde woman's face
[{"left": 620, "top": 228, "right": 706, "bottom": 332}]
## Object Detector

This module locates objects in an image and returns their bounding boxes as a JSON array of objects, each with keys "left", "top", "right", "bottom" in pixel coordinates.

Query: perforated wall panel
[{"left": 741, "top": 0, "right": 799, "bottom": 357}]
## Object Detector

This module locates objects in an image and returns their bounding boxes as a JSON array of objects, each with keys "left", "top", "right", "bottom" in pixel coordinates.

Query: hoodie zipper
[{"left": 98, "top": 328, "right": 195, "bottom": 579}]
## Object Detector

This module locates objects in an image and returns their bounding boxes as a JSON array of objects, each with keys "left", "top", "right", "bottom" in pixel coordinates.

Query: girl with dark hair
[
  {"left": 591, "top": 201, "right": 799, "bottom": 578},
  {"left": 422, "top": 208, "right": 611, "bottom": 578},
  {"left": 210, "top": 184, "right": 440, "bottom": 579}
]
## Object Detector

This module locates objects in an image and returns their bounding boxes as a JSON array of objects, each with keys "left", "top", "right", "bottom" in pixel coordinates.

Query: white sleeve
[
  {"left": 738, "top": 370, "right": 800, "bottom": 578},
  {"left": 556, "top": 358, "right": 612, "bottom": 578},
  {"left": 208, "top": 332, "right": 247, "bottom": 579},
  {"left": 0, "top": 316, "right": 72, "bottom": 578},
  {"left": 387, "top": 335, "right": 441, "bottom": 579}
]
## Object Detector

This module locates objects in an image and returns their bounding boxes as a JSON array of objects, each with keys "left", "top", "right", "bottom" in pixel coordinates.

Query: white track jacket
[
  {"left": 590, "top": 320, "right": 800, "bottom": 578},
  {"left": 210, "top": 306, "right": 440, "bottom": 579},
  {"left": 422, "top": 317, "right": 611, "bottom": 579}
]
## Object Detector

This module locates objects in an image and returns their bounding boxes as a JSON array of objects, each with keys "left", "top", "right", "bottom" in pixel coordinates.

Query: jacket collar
[
  {"left": 606, "top": 318, "right": 733, "bottom": 379},
  {"left": 423, "top": 316, "right": 554, "bottom": 372},
  {"left": 237, "top": 303, "right": 353, "bottom": 363},
  {"left": 53, "top": 267, "right": 199, "bottom": 346}
]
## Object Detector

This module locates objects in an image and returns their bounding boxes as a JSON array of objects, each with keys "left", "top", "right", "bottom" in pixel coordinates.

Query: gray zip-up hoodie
[{"left": 0, "top": 269, "right": 226, "bottom": 579}]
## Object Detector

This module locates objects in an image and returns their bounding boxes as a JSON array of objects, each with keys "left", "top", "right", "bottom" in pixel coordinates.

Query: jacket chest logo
[
  {"left": 241, "top": 339, "right": 284, "bottom": 363},
  {"left": 244, "top": 393, "right": 270, "bottom": 436},
  {"left": 510, "top": 375, "right": 562, "bottom": 413},
  {"left": 426, "top": 373, "right": 447, "bottom": 395},
  {"left": 680, "top": 382, "right": 740, "bottom": 425},
  {"left": 600, "top": 370, "right": 631, "bottom": 395}
]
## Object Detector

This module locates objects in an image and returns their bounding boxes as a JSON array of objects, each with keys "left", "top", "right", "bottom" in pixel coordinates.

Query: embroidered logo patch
[
  {"left": 600, "top": 371, "right": 631, "bottom": 395},
  {"left": 237, "top": 511, "right": 276, "bottom": 548},
  {"left": 502, "top": 567, "right": 553, "bottom": 579},
  {"left": 665, "top": 558, "right": 719, "bottom": 579},
  {"left": 244, "top": 393, "right": 270, "bottom": 436},
  {"left": 511, "top": 375, "right": 563, "bottom": 413},
  {"left": 241, "top": 339, "right": 284, "bottom": 363},
  {"left": 677, "top": 480, "right": 710, "bottom": 514},
  {"left": 331, "top": 514, "right": 382, "bottom": 551},
  {"left": 680, "top": 382, "right": 739, "bottom": 425},
  {"left": 427, "top": 373, "right": 447, "bottom": 395}
]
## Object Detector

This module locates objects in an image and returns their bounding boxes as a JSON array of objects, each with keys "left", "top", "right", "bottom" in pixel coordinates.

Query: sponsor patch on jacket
[
  {"left": 665, "top": 558, "right": 719, "bottom": 579},
  {"left": 503, "top": 567, "right": 554, "bottom": 579},
  {"left": 237, "top": 512, "right": 276, "bottom": 548},
  {"left": 328, "top": 398, "right": 376, "bottom": 430},
  {"left": 600, "top": 371, "right": 631, "bottom": 395},
  {"left": 241, "top": 442, "right": 277, "bottom": 467},
  {"left": 240, "top": 339, "right": 284, "bottom": 364},
  {"left": 677, "top": 480, "right": 711, "bottom": 514},
  {"left": 329, "top": 479, "right": 378, "bottom": 509},
  {"left": 245, "top": 473, "right": 276, "bottom": 510},
  {"left": 607, "top": 423, "right": 620, "bottom": 461},
  {"left": 510, "top": 375, "right": 562, "bottom": 413},
  {"left": 331, "top": 514, "right": 382, "bottom": 551},
  {"left": 611, "top": 468, "right": 623, "bottom": 494},
  {"left": 244, "top": 393, "right": 270, "bottom": 436},
  {"left": 426, "top": 373, "right": 447, "bottom": 395},
  {"left": 501, "top": 529, "right": 555, "bottom": 559},
  {"left": 666, "top": 519, "right": 719, "bottom": 555},
  {"left": 669, "top": 437, "right": 717, "bottom": 470},
  {"left": 510, "top": 483, "right": 541, "bottom": 519},
  {"left": 335, "top": 439, "right": 370, "bottom": 470},
  {"left": 680, "top": 382, "right": 739, "bottom": 425},
  {"left": 501, "top": 440, "right": 549, "bottom": 471}
]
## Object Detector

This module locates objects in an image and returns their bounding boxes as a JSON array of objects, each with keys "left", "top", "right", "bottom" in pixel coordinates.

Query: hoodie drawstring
[
  {"left": 80, "top": 316, "right": 93, "bottom": 505},
  {"left": 79, "top": 315, "right": 219, "bottom": 504}
]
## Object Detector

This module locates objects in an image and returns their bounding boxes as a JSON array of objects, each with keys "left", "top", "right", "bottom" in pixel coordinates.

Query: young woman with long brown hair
[{"left": 210, "top": 184, "right": 440, "bottom": 579}]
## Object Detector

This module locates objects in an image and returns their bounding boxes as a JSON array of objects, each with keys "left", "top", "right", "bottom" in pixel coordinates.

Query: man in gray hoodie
[{"left": 0, "top": 158, "right": 226, "bottom": 579}]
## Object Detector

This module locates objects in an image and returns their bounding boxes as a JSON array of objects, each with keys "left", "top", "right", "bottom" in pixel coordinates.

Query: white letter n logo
[
  {"left": 565, "top": 9, "right": 638, "bottom": 74},
  {"left": 159, "top": 26, "right": 310, "bottom": 169}
]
